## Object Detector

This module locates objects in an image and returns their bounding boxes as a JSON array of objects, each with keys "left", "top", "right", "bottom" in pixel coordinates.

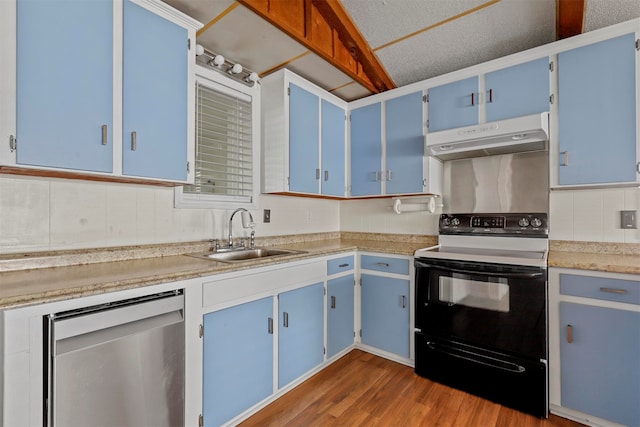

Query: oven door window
[{"left": 439, "top": 275, "right": 509, "bottom": 312}]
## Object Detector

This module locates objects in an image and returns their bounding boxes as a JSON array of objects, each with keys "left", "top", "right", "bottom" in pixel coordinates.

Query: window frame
[{"left": 174, "top": 64, "right": 260, "bottom": 209}]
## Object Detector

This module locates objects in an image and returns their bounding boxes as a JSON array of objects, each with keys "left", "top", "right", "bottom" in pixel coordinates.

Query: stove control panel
[{"left": 440, "top": 213, "right": 548, "bottom": 237}]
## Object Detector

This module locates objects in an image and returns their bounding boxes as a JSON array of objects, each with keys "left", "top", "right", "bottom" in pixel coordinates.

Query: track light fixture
[{"left": 195, "top": 44, "right": 258, "bottom": 87}]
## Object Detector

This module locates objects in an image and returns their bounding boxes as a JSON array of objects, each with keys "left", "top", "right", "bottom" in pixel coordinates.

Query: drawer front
[
  {"left": 560, "top": 273, "right": 640, "bottom": 305},
  {"left": 327, "top": 255, "right": 354, "bottom": 275},
  {"left": 361, "top": 255, "right": 409, "bottom": 275}
]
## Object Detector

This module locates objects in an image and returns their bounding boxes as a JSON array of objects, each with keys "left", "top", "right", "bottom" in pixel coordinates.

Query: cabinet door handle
[
  {"left": 560, "top": 151, "right": 569, "bottom": 166},
  {"left": 268, "top": 317, "right": 273, "bottom": 334},
  {"left": 471, "top": 92, "right": 475, "bottom": 106},
  {"left": 375, "top": 262, "right": 390, "bottom": 267},
  {"left": 401, "top": 295, "right": 406, "bottom": 309},
  {"left": 331, "top": 296, "right": 336, "bottom": 309},
  {"left": 324, "top": 170, "right": 329, "bottom": 181},
  {"left": 101, "top": 125, "right": 108, "bottom": 145},
  {"left": 488, "top": 88, "right": 493, "bottom": 103},
  {"left": 599, "top": 287, "right": 628, "bottom": 295},
  {"left": 316, "top": 168, "right": 320, "bottom": 180},
  {"left": 131, "top": 131, "right": 137, "bottom": 151},
  {"left": 374, "top": 171, "right": 381, "bottom": 182},
  {"left": 283, "top": 312, "right": 289, "bottom": 328},
  {"left": 387, "top": 170, "right": 392, "bottom": 181},
  {"left": 567, "top": 324, "right": 573, "bottom": 343}
]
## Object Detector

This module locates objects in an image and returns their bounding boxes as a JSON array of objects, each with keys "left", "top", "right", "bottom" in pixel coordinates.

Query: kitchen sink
[{"left": 187, "top": 247, "right": 306, "bottom": 263}]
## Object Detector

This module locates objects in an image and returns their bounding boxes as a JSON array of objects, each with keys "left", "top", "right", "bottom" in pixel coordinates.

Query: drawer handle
[
  {"left": 599, "top": 287, "right": 628, "bottom": 295},
  {"left": 267, "top": 317, "right": 273, "bottom": 334},
  {"left": 338, "top": 263, "right": 349, "bottom": 268},
  {"left": 283, "top": 312, "right": 289, "bottom": 328},
  {"left": 376, "top": 262, "right": 390, "bottom": 267},
  {"left": 567, "top": 324, "right": 573, "bottom": 343},
  {"left": 331, "top": 296, "right": 336, "bottom": 309}
]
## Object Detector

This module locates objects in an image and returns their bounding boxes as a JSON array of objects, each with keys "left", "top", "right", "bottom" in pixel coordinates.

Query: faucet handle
[{"left": 209, "top": 239, "right": 220, "bottom": 252}]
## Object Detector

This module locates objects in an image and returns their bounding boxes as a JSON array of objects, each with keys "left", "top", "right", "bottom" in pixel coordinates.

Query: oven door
[{"left": 415, "top": 258, "right": 546, "bottom": 360}]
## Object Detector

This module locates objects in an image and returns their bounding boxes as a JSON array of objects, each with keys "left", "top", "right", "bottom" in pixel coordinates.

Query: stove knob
[
  {"left": 441, "top": 218, "right": 450, "bottom": 226},
  {"left": 451, "top": 218, "right": 461, "bottom": 226},
  {"left": 531, "top": 217, "right": 543, "bottom": 228},
  {"left": 518, "top": 218, "right": 530, "bottom": 227}
]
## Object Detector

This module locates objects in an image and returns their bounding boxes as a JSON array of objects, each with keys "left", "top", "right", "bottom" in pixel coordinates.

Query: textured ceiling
[{"left": 165, "top": 0, "right": 640, "bottom": 101}]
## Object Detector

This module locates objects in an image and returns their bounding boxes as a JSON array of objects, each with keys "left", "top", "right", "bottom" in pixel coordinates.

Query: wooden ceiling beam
[
  {"left": 556, "top": 0, "right": 586, "bottom": 40},
  {"left": 237, "top": 0, "right": 395, "bottom": 93}
]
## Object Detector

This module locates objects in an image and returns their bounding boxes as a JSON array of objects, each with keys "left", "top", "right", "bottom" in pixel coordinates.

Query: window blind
[{"left": 184, "top": 82, "right": 253, "bottom": 200}]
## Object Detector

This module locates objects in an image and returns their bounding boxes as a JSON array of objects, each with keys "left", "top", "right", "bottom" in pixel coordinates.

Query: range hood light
[
  {"left": 439, "top": 145, "right": 453, "bottom": 151},
  {"left": 512, "top": 134, "right": 527, "bottom": 140}
]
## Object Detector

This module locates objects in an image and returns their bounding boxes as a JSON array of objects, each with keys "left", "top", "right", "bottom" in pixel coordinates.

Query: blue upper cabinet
[
  {"left": 427, "top": 76, "right": 479, "bottom": 132},
  {"left": 289, "top": 83, "right": 320, "bottom": 193},
  {"left": 321, "top": 100, "right": 346, "bottom": 197},
  {"left": 278, "top": 283, "right": 325, "bottom": 388},
  {"left": 261, "top": 70, "right": 346, "bottom": 196},
  {"left": 16, "top": 0, "right": 113, "bottom": 172},
  {"left": 385, "top": 92, "right": 425, "bottom": 195},
  {"left": 122, "top": 0, "right": 189, "bottom": 181},
  {"left": 485, "top": 57, "right": 550, "bottom": 122},
  {"left": 558, "top": 33, "right": 638, "bottom": 185},
  {"left": 350, "top": 103, "right": 382, "bottom": 196},
  {"left": 14, "top": 0, "right": 199, "bottom": 182}
]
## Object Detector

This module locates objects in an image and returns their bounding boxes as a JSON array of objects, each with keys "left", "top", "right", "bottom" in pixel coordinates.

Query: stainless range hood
[{"left": 426, "top": 113, "right": 549, "bottom": 161}]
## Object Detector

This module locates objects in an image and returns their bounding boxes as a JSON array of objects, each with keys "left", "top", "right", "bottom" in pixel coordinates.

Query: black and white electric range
[{"left": 414, "top": 213, "right": 549, "bottom": 418}]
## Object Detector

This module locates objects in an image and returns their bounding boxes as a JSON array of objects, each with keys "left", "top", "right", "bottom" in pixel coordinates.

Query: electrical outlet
[
  {"left": 621, "top": 210, "right": 637, "bottom": 229},
  {"left": 263, "top": 209, "right": 271, "bottom": 223}
]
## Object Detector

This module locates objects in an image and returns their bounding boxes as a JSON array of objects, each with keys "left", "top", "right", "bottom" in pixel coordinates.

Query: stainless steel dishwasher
[{"left": 44, "top": 290, "right": 185, "bottom": 427}]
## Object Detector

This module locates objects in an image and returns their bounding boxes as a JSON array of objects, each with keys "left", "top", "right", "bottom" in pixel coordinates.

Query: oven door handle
[
  {"left": 426, "top": 341, "right": 526, "bottom": 374},
  {"left": 415, "top": 261, "right": 544, "bottom": 279}
]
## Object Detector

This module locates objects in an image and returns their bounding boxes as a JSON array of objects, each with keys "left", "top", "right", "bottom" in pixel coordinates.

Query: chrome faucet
[{"left": 228, "top": 208, "right": 255, "bottom": 249}]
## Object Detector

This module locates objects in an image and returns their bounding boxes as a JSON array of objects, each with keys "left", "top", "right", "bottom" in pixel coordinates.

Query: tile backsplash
[
  {"left": 549, "top": 187, "right": 640, "bottom": 243},
  {"left": 1, "top": 174, "right": 638, "bottom": 254},
  {"left": 0, "top": 175, "right": 340, "bottom": 254}
]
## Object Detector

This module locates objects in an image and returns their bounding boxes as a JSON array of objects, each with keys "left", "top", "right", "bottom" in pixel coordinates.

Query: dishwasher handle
[{"left": 53, "top": 293, "right": 184, "bottom": 341}]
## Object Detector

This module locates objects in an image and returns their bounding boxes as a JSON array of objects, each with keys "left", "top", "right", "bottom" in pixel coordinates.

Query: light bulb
[
  {"left": 212, "top": 55, "right": 225, "bottom": 66},
  {"left": 195, "top": 44, "right": 204, "bottom": 56},
  {"left": 229, "top": 63, "right": 243, "bottom": 74},
  {"left": 247, "top": 72, "right": 259, "bottom": 82}
]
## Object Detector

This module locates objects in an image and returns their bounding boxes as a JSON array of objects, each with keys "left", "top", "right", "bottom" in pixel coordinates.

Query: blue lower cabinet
[
  {"left": 203, "top": 297, "right": 273, "bottom": 427},
  {"left": 361, "top": 274, "right": 410, "bottom": 358},
  {"left": 327, "top": 275, "right": 355, "bottom": 358},
  {"left": 560, "top": 302, "right": 640, "bottom": 426},
  {"left": 278, "top": 283, "right": 325, "bottom": 388}
]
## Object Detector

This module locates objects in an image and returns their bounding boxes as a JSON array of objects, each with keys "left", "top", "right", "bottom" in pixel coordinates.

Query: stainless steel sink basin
[{"left": 187, "top": 247, "right": 306, "bottom": 263}]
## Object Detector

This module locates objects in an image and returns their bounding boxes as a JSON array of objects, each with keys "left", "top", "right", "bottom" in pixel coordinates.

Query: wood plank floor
[{"left": 240, "top": 350, "right": 585, "bottom": 427}]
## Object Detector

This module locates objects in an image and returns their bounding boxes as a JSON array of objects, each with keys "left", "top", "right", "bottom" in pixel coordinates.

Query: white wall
[
  {"left": 550, "top": 188, "right": 640, "bottom": 243},
  {"left": 340, "top": 198, "right": 439, "bottom": 235},
  {"left": 0, "top": 175, "right": 340, "bottom": 254}
]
